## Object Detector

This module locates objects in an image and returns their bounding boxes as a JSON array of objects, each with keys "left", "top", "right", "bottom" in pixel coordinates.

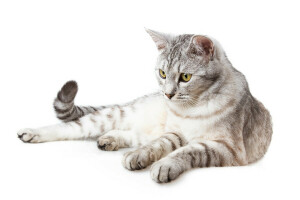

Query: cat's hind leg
[
  {"left": 97, "top": 130, "right": 135, "bottom": 151},
  {"left": 97, "top": 130, "right": 159, "bottom": 151},
  {"left": 17, "top": 118, "right": 101, "bottom": 143},
  {"left": 17, "top": 105, "right": 124, "bottom": 143}
]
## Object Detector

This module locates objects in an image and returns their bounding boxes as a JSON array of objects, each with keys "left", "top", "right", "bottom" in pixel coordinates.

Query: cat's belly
[{"left": 130, "top": 94, "right": 167, "bottom": 139}]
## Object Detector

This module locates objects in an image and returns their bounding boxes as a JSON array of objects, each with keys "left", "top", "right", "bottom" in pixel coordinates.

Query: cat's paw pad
[
  {"left": 150, "top": 158, "right": 184, "bottom": 183},
  {"left": 17, "top": 128, "right": 40, "bottom": 143},
  {"left": 97, "top": 136, "right": 119, "bottom": 151},
  {"left": 122, "top": 149, "right": 153, "bottom": 170}
]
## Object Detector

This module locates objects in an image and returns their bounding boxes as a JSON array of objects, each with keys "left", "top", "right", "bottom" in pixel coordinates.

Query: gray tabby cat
[{"left": 18, "top": 29, "right": 272, "bottom": 183}]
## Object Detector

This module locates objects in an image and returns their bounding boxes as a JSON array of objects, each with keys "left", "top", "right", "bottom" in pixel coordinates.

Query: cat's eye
[
  {"left": 180, "top": 73, "right": 192, "bottom": 82},
  {"left": 159, "top": 69, "right": 166, "bottom": 79}
]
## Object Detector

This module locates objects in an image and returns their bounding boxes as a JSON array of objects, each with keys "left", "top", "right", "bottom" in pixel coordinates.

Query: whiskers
[
  {"left": 174, "top": 94, "right": 200, "bottom": 108},
  {"left": 176, "top": 94, "right": 189, "bottom": 100}
]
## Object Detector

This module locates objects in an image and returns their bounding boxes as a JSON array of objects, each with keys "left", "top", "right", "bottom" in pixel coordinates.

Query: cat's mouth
[
  {"left": 164, "top": 94, "right": 190, "bottom": 104},
  {"left": 162, "top": 92, "right": 190, "bottom": 102}
]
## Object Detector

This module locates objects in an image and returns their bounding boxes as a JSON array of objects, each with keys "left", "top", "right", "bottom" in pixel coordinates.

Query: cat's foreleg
[
  {"left": 150, "top": 139, "right": 246, "bottom": 183},
  {"left": 122, "top": 132, "right": 186, "bottom": 170}
]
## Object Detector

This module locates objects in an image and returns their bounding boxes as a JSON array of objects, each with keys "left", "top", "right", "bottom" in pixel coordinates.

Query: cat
[{"left": 18, "top": 29, "right": 273, "bottom": 183}]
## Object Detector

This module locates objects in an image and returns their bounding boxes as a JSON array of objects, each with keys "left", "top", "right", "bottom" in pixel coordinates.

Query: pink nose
[{"left": 165, "top": 93, "right": 175, "bottom": 99}]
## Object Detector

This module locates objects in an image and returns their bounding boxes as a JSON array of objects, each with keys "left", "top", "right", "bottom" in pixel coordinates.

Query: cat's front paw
[
  {"left": 97, "top": 135, "right": 119, "bottom": 151},
  {"left": 122, "top": 148, "right": 154, "bottom": 170},
  {"left": 150, "top": 157, "right": 184, "bottom": 183},
  {"left": 17, "top": 128, "right": 41, "bottom": 143}
]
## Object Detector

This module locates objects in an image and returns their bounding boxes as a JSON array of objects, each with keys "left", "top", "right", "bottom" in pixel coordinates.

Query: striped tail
[{"left": 53, "top": 81, "right": 103, "bottom": 122}]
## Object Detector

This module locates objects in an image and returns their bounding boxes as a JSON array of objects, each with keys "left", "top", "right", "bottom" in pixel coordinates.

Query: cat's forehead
[
  {"left": 157, "top": 34, "right": 205, "bottom": 75},
  {"left": 168, "top": 34, "right": 193, "bottom": 53}
]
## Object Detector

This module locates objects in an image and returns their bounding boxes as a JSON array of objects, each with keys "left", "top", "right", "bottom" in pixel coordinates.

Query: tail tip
[{"left": 58, "top": 80, "right": 78, "bottom": 103}]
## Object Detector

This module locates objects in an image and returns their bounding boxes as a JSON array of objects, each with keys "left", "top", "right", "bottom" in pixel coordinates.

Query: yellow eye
[
  {"left": 159, "top": 69, "right": 166, "bottom": 79},
  {"left": 180, "top": 73, "right": 192, "bottom": 82}
]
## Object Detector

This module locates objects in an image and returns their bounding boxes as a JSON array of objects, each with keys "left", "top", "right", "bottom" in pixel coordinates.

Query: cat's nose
[{"left": 165, "top": 93, "right": 175, "bottom": 99}]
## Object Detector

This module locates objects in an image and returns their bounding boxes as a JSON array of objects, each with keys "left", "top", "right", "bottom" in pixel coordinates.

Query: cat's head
[{"left": 146, "top": 29, "right": 225, "bottom": 105}]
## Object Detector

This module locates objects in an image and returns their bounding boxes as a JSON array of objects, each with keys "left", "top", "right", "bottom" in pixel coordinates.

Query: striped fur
[
  {"left": 18, "top": 29, "right": 272, "bottom": 183},
  {"left": 123, "top": 132, "right": 186, "bottom": 170},
  {"left": 53, "top": 81, "right": 105, "bottom": 122}
]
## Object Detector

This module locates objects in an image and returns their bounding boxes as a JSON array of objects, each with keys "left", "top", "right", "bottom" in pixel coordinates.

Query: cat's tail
[{"left": 53, "top": 81, "right": 102, "bottom": 122}]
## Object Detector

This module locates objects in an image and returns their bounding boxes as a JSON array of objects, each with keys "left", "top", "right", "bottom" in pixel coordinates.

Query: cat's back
[
  {"left": 242, "top": 94, "right": 273, "bottom": 163},
  {"left": 231, "top": 68, "right": 273, "bottom": 163}
]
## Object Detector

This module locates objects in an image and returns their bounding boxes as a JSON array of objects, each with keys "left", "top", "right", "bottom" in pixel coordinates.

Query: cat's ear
[
  {"left": 188, "top": 35, "right": 214, "bottom": 61},
  {"left": 145, "top": 28, "right": 169, "bottom": 51}
]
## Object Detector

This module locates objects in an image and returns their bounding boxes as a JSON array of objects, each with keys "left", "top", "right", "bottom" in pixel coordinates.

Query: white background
[{"left": 0, "top": 0, "right": 299, "bottom": 199}]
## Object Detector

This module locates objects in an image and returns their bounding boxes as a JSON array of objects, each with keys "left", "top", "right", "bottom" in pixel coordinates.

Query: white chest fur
[
  {"left": 164, "top": 110, "right": 215, "bottom": 141},
  {"left": 131, "top": 95, "right": 227, "bottom": 141}
]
